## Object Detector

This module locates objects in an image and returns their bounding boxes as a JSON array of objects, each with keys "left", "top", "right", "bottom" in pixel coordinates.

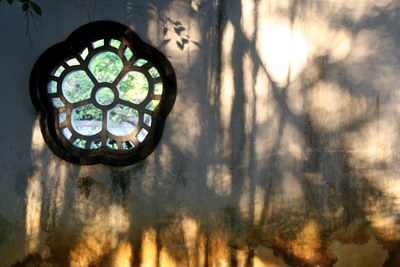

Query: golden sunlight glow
[
  {"left": 288, "top": 220, "right": 322, "bottom": 264},
  {"left": 253, "top": 246, "right": 287, "bottom": 266},
  {"left": 208, "top": 231, "right": 230, "bottom": 266},
  {"left": 112, "top": 241, "right": 133, "bottom": 267},
  {"left": 70, "top": 204, "right": 130, "bottom": 266},
  {"left": 159, "top": 248, "right": 179, "bottom": 267},
  {"left": 141, "top": 228, "right": 158, "bottom": 267},
  {"left": 182, "top": 217, "right": 198, "bottom": 248}
]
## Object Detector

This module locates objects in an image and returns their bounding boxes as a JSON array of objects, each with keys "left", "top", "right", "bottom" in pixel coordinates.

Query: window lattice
[{"left": 30, "top": 21, "right": 176, "bottom": 166}]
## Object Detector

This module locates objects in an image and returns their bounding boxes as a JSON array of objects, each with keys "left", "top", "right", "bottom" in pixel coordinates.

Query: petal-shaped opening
[
  {"left": 107, "top": 104, "right": 138, "bottom": 137},
  {"left": 117, "top": 71, "right": 149, "bottom": 104},
  {"left": 71, "top": 104, "right": 102, "bottom": 136},
  {"left": 89, "top": 51, "right": 123, "bottom": 83},
  {"left": 62, "top": 70, "right": 94, "bottom": 103}
]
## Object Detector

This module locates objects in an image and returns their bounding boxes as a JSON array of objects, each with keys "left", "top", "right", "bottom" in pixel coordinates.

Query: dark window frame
[{"left": 30, "top": 21, "right": 177, "bottom": 166}]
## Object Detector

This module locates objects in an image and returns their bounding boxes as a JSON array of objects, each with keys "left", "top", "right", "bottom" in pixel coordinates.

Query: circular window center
[{"left": 96, "top": 87, "right": 115, "bottom": 106}]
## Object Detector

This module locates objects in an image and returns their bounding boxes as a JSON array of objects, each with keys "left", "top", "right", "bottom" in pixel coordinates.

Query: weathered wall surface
[{"left": 1, "top": 0, "right": 400, "bottom": 266}]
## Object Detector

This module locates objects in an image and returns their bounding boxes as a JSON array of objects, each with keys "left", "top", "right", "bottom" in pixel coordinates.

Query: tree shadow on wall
[{"left": 17, "top": 0, "right": 400, "bottom": 266}]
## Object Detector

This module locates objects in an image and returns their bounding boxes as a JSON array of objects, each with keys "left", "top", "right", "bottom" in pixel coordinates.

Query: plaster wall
[{"left": 0, "top": 0, "right": 400, "bottom": 266}]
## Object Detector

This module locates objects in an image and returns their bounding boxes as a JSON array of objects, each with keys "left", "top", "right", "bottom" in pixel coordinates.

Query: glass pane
[
  {"left": 80, "top": 48, "right": 89, "bottom": 60},
  {"left": 110, "top": 39, "right": 121, "bottom": 49},
  {"left": 122, "top": 140, "right": 134, "bottom": 149},
  {"left": 71, "top": 104, "right": 102, "bottom": 136},
  {"left": 58, "top": 112, "right": 67, "bottom": 124},
  {"left": 154, "top": 83, "right": 163, "bottom": 95},
  {"left": 62, "top": 127, "right": 72, "bottom": 140},
  {"left": 54, "top": 66, "right": 65, "bottom": 77},
  {"left": 89, "top": 51, "right": 123, "bottom": 83},
  {"left": 91, "top": 139, "right": 102, "bottom": 149},
  {"left": 124, "top": 47, "right": 133, "bottom": 60},
  {"left": 148, "top": 67, "right": 160, "bottom": 78},
  {"left": 66, "top": 58, "right": 80, "bottom": 66},
  {"left": 145, "top": 100, "right": 160, "bottom": 111},
  {"left": 47, "top": 81, "right": 57, "bottom": 93},
  {"left": 52, "top": 98, "right": 65, "bottom": 108},
  {"left": 143, "top": 113, "right": 152, "bottom": 126},
  {"left": 62, "top": 70, "right": 94, "bottom": 103},
  {"left": 133, "top": 59, "right": 147, "bottom": 67},
  {"left": 92, "top": 39, "right": 104, "bottom": 49},
  {"left": 73, "top": 138, "right": 86, "bottom": 149},
  {"left": 107, "top": 138, "right": 118, "bottom": 149},
  {"left": 107, "top": 104, "right": 138, "bottom": 137},
  {"left": 95, "top": 87, "right": 115, "bottom": 106},
  {"left": 136, "top": 129, "right": 148, "bottom": 143},
  {"left": 117, "top": 71, "right": 149, "bottom": 104}
]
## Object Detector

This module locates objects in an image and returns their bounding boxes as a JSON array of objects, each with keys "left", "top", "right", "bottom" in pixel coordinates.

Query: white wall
[{"left": 0, "top": 0, "right": 399, "bottom": 266}]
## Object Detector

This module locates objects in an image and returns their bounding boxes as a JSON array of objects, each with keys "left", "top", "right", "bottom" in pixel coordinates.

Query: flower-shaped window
[{"left": 30, "top": 21, "right": 176, "bottom": 166}]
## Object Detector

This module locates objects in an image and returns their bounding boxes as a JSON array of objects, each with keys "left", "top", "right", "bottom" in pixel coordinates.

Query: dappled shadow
[{"left": 10, "top": 0, "right": 400, "bottom": 266}]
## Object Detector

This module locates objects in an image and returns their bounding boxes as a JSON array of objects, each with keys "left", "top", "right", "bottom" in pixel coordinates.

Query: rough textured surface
[{"left": 1, "top": 0, "right": 400, "bottom": 266}]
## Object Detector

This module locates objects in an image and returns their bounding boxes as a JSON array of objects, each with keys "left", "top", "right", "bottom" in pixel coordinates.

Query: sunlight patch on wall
[
  {"left": 243, "top": 51, "right": 256, "bottom": 135},
  {"left": 69, "top": 204, "right": 130, "bottom": 266},
  {"left": 323, "top": 0, "right": 394, "bottom": 22},
  {"left": 253, "top": 186, "right": 265, "bottom": 225},
  {"left": 345, "top": 118, "right": 397, "bottom": 167},
  {"left": 307, "top": 82, "right": 369, "bottom": 133},
  {"left": 31, "top": 118, "right": 45, "bottom": 155},
  {"left": 241, "top": 0, "right": 255, "bottom": 39},
  {"left": 239, "top": 176, "right": 251, "bottom": 220},
  {"left": 208, "top": 231, "right": 230, "bottom": 266},
  {"left": 329, "top": 237, "right": 388, "bottom": 267},
  {"left": 253, "top": 245, "right": 287, "bottom": 267},
  {"left": 220, "top": 20, "right": 235, "bottom": 142},
  {"left": 253, "top": 69, "right": 282, "bottom": 162},
  {"left": 154, "top": 1, "right": 202, "bottom": 66},
  {"left": 278, "top": 122, "right": 305, "bottom": 162},
  {"left": 207, "top": 164, "right": 232, "bottom": 196},
  {"left": 141, "top": 228, "right": 158, "bottom": 267},
  {"left": 288, "top": 220, "right": 323, "bottom": 264},
  {"left": 46, "top": 159, "right": 67, "bottom": 228},
  {"left": 362, "top": 169, "right": 400, "bottom": 241},
  {"left": 182, "top": 215, "right": 205, "bottom": 266},
  {"left": 159, "top": 144, "right": 172, "bottom": 178},
  {"left": 111, "top": 241, "right": 133, "bottom": 267},
  {"left": 256, "top": 16, "right": 310, "bottom": 86},
  {"left": 25, "top": 169, "right": 43, "bottom": 254}
]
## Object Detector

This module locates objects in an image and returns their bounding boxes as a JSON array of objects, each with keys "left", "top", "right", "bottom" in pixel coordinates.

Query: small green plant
[{"left": 1, "top": 0, "right": 42, "bottom": 45}]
